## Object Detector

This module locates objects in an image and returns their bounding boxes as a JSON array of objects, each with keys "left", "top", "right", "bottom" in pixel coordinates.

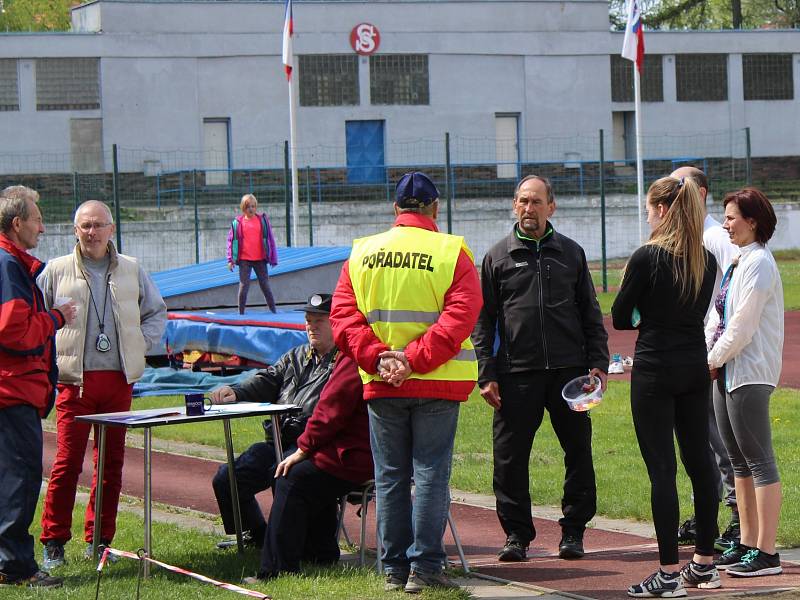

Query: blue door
[{"left": 346, "top": 120, "right": 385, "bottom": 184}]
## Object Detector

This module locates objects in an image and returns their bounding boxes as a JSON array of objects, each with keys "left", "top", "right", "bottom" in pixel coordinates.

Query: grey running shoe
[
  {"left": 404, "top": 570, "right": 459, "bottom": 593},
  {"left": 85, "top": 540, "right": 118, "bottom": 563},
  {"left": 384, "top": 573, "right": 408, "bottom": 592},
  {"left": 0, "top": 570, "right": 63, "bottom": 589},
  {"left": 727, "top": 549, "right": 782, "bottom": 577},
  {"left": 628, "top": 569, "right": 687, "bottom": 598},
  {"left": 680, "top": 561, "right": 721, "bottom": 589},
  {"left": 42, "top": 541, "right": 66, "bottom": 571}
]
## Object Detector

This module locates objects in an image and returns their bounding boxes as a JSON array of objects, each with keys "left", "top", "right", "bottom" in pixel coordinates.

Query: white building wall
[{"left": 0, "top": 0, "right": 796, "bottom": 173}]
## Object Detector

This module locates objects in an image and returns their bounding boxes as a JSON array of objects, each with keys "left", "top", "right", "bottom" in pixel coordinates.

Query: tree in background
[
  {"left": 609, "top": 0, "right": 800, "bottom": 30},
  {"left": 0, "top": 0, "right": 80, "bottom": 32}
]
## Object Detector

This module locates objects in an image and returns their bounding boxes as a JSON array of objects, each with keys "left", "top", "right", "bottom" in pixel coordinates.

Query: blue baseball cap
[{"left": 395, "top": 171, "right": 439, "bottom": 208}]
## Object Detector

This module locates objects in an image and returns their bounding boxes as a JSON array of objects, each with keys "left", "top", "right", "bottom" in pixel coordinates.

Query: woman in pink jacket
[{"left": 226, "top": 194, "right": 278, "bottom": 314}]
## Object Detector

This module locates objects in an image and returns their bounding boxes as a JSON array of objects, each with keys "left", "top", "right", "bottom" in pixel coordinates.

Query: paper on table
[
  {"left": 204, "top": 402, "right": 273, "bottom": 415},
  {"left": 100, "top": 408, "right": 183, "bottom": 423}
]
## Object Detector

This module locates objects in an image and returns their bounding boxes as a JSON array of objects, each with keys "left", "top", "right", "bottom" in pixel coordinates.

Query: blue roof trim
[{"left": 152, "top": 246, "right": 350, "bottom": 297}]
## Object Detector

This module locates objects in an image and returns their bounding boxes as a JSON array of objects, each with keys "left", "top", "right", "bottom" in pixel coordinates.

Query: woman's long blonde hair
[{"left": 645, "top": 176, "right": 708, "bottom": 302}]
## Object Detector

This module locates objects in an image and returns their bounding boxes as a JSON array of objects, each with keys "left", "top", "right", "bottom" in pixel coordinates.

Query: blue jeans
[{"left": 368, "top": 397, "right": 459, "bottom": 576}]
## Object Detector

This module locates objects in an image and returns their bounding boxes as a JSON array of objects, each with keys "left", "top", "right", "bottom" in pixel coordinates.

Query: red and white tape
[{"left": 96, "top": 547, "right": 270, "bottom": 599}]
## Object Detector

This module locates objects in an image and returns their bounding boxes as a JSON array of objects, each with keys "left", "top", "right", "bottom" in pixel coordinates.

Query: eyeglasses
[{"left": 76, "top": 222, "right": 112, "bottom": 232}]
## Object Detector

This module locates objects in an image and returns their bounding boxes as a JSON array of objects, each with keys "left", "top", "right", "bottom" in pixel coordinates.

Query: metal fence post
[
  {"left": 112, "top": 144, "right": 122, "bottom": 252},
  {"left": 745, "top": 127, "right": 752, "bottom": 186},
  {"left": 193, "top": 169, "right": 199, "bottom": 264},
  {"left": 306, "top": 166, "right": 313, "bottom": 247},
  {"left": 284, "top": 140, "right": 292, "bottom": 247},
  {"left": 72, "top": 172, "right": 80, "bottom": 212},
  {"left": 445, "top": 132, "right": 452, "bottom": 234},
  {"left": 599, "top": 129, "right": 607, "bottom": 293}
]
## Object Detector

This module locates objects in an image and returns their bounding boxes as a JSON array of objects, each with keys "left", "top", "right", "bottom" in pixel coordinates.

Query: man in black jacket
[
  {"left": 209, "top": 293, "right": 338, "bottom": 549},
  {"left": 473, "top": 175, "right": 609, "bottom": 563}
]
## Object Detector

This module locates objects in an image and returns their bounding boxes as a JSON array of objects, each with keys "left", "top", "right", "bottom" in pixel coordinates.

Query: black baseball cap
[{"left": 296, "top": 293, "right": 332, "bottom": 314}]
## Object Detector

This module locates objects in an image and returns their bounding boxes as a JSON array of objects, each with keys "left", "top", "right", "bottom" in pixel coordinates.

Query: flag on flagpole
[
  {"left": 621, "top": 0, "right": 645, "bottom": 73},
  {"left": 282, "top": 0, "right": 294, "bottom": 80}
]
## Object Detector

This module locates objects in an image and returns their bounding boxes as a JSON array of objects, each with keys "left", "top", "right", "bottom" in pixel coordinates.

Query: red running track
[{"left": 42, "top": 429, "right": 800, "bottom": 599}]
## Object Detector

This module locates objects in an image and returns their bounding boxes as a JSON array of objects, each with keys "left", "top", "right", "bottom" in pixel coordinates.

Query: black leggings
[{"left": 631, "top": 364, "right": 719, "bottom": 565}]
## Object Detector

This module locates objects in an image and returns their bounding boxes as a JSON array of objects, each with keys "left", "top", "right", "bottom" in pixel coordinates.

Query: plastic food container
[{"left": 561, "top": 375, "right": 603, "bottom": 412}]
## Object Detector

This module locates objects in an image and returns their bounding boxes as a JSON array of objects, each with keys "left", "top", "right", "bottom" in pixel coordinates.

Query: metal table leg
[
  {"left": 91, "top": 424, "right": 107, "bottom": 564},
  {"left": 144, "top": 427, "right": 152, "bottom": 577},
  {"left": 223, "top": 418, "right": 244, "bottom": 554},
  {"left": 271, "top": 415, "right": 285, "bottom": 461}
]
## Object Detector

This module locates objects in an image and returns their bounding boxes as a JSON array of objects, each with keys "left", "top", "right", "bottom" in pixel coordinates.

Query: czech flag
[
  {"left": 282, "top": 0, "right": 294, "bottom": 81},
  {"left": 622, "top": 0, "right": 645, "bottom": 73}
]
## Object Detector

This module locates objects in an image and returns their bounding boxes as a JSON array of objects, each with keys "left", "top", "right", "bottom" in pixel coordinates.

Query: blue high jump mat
[{"left": 162, "top": 309, "right": 308, "bottom": 365}]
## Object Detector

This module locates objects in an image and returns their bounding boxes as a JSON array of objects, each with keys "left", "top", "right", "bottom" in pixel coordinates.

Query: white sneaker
[{"left": 608, "top": 361, "right": 625, "bottom": 374}]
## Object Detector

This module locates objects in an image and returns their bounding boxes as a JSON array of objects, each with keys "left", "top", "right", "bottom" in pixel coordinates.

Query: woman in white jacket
[{"left": 707, "top": 188, "right": 784, "bottom": 578}]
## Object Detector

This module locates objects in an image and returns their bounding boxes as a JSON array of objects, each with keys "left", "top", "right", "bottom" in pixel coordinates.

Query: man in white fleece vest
[{"left": 37, "top": 200, "right": 166, "bottom": 570}]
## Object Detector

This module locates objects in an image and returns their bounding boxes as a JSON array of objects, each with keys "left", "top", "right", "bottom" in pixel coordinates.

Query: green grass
[
  {"left": 4, "top": 501, "right": 469, "bottom": 599},
  {"left": 591, "top": 256, "right": 800, "bottom": 312}
]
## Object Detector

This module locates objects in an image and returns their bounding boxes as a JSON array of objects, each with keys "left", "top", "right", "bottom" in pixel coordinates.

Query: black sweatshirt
[{"left": 611, "top": 244, "right": 716, "bottom": 368}]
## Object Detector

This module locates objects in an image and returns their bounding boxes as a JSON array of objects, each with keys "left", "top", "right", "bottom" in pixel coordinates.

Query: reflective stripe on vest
[{"left": 349, "top": 225, "right": 477, "bottom": 384}]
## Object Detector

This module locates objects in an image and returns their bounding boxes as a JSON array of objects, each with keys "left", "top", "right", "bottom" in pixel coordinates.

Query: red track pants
[{"left": 40, "top": 371, "right": 133, "bottom": 545}]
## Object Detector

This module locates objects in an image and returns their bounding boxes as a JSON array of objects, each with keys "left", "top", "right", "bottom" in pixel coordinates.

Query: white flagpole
[
  {"left": 288, "top": 74, "right": 300, "bottom": 246},
  {"left": 633, "top": 64, "right": 644, "bottom": 245}
]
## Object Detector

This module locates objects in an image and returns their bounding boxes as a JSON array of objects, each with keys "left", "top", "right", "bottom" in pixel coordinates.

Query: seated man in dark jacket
[
  {"left": 244, "top": 353, "right": 372, "bottom": 581},
  {"left": 209, "top": 293, "right": 338, "bottom": 548}
]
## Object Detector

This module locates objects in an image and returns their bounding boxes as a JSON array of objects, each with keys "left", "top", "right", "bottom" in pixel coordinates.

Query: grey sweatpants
[{"left": 713, "top": 379, "right": 780, "bottom": 487}]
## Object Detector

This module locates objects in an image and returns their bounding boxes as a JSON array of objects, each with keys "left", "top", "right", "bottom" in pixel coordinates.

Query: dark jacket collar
[{"left": 505, "top": 222, "right": 562, "bottom": 254}]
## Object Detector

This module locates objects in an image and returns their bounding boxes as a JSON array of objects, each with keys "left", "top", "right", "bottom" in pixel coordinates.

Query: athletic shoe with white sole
[
  {"left": 680, "top": 561, "right": 721, "bottom": 589},
  {"left": 726, "top": 549, "right": 782, "bottom": 577},
  {"left": 713, "top": 543, "right": 753, "bottom": 570},
  {"left": 628, "top": 569, "right": 687, "bottom": 597}
]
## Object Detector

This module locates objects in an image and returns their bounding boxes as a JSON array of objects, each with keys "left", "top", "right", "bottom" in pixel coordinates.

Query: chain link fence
[{"left": 2, "top": 128, "right": 798, "bottom": 281}]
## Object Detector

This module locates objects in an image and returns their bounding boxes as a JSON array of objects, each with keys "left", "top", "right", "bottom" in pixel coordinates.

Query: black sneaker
[
  {"left": 0, "top": 570, "right": 63, "bottom": 588},
  {"left": 714, "top": 516, "right": 741, "bottom": 553},
  {"left": 559, "top": 534, "right": 585, "bottom": 559},
  {"left": 727, "top": 549, "right": 782, "bottom": 577},
  {"left": 628, "top": 569, "right": 686, "bottom": 597},
  {"left": 680, "top": 561, "right": 721, "bottom": 589},
  {"left": 497, "top": 539, "right": 527, "bottom": 562},
  {"left": 713, "top": 543, "right": 753, "bottom": 570},
  {"left": 216, "top": 530, "right": 262, "bottom": 550},
  {"left": 677, "top": 516, "right": 696, "bottom": 545},
  {"left": 384, "top": 573, "right": 408, "bottom": 592}
]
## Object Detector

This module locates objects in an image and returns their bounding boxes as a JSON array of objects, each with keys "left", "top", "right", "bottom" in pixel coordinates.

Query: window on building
[
  {"left": 675, "top": 54, "right": 728, "bottom": 102},
  {"left": 610, "top": 55, "right": 663, "bottom": 102},
  {"left": 0, "top": 59, "right": 19, "bottom": 111},
  {"left": 299, "top": 55, "right": 359, "bottom": 107},
  {"left": 370, "top": 54, "right": 429, "bottom": 105},
  {"left": 36, "top": 58, "right": 100, "bottom": 111},
  {"left": 743, "top": 54, "right": 793, "bottom": 101}
]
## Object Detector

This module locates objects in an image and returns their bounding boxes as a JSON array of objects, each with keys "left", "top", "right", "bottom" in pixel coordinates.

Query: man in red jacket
[
  {"left": 0, "top": 186, "right": 75, "bottom": 589},
  {"left": 245, "top": 354, "right": 372, "bottom": 581},
  {"left": 330, "top": 172, "right": 482, "bottom": 593}
]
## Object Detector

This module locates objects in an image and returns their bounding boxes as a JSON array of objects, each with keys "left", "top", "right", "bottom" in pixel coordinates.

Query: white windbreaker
[{"left": 706, "top": 242, "right": 784, "bottom": 392}]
